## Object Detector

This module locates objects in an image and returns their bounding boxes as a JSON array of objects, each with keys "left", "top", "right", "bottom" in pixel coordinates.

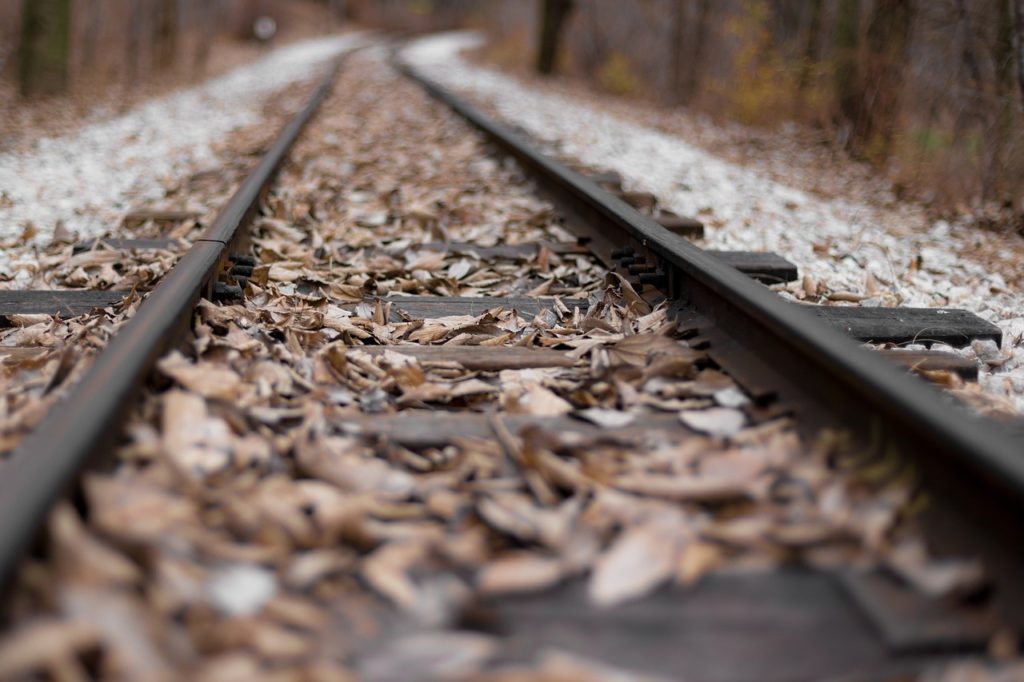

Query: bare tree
[
  {"left": 330, "top": 0, "right": 347, "bottom": 28},
  {"left": 125, "top": 0, "right": 145, "bottom": 87},
  {"left": 996, "top": 0, "right": 1016, "bottom": 89},
  {"left": 683, "top": 0, "right": 712, "bottom": 101},
  {"left": 537, "top": 0, "right": 574, "bottom": 76},
  {"left": 669, "top": 0, "right": 710, "bottom": 104},
  {"left": 670, "top": 0, "right": 685, "bottom": 101},
  {"left": 18, "top": 0, "right": 72, "bottom": 96},
  {"left": 193, "top": 0, "right": 217, "bottom": 76},
  {"left": 834, "top": 0, "right": 861, "bottom": 135},
  {"left": 81, "top": 0, "right": 104, "bottom": 73},
  {"left": 848, "top": 0, "right": 917, "bottom": 156},
  {"left": 154, "top": 0, "right": 179, "bottom": 71},
  {"left": 797, "top": 0, "right": 825, "bottom": 94},
  {"left": 1013, "top": 0, "right": 1024, "bottom": 105}
]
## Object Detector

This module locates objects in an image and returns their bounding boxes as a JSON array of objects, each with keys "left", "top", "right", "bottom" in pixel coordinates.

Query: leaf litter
[{"left": 0, "top": 50, "right": 1010, "bottom": 680}]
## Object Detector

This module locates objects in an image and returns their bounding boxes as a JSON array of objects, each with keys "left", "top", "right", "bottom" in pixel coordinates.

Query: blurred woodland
[
  {"left": 1, "top": 0, "right": 346, "bottom": 94},
  {"left": 3, "top": 0, "right": 1024, "bottom": 218},
  {"left": 494, "top": 0, "right": 1024, "bottom": 217},
  {"left": 308, "top": 0, "right": 1024, "bottom": 218}
]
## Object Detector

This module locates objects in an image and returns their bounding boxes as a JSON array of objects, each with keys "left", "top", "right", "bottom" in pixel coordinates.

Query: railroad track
[{"left": 0, "top": 45, "right": 1021, "bottom": 680}]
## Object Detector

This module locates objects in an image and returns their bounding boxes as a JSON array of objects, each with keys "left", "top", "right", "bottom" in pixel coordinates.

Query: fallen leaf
[
  {"left": 0, "top": 620, "right": 100, "bottom": 679},
  {"left": 887, "top": 540, "right": 986, "bottom": 599},
  {"left": 680, "top": 408, "right": 746, "bottom": 438},
  {"left": 362, "top": 542, "right": 427, "bottom": 610},
  {"left": 507, "top": 384, "right": 573, "bottom": 417},
  {"left": 359, "top": 633, "right": 497, "bottom": 682},
  {"left": 589, "top": 513, "right": 688, "bottom": 607},
  {"left": 608, "top": 333, "right": 686, "bottom": 368},
  {"left": 162, "top": 390, "right": 233, "bottom": 477},
  {"left": 614, "top": 473, "right": 754, "bottom": 503},
  {"left": 577, "top": 408, "right": 635, "bottom": 429},
  {"left": 158, "top": 351, "right": 243, "bottom": 401},
  {"left": 477, "top": 553, "right": 564, "bottom": 595}
]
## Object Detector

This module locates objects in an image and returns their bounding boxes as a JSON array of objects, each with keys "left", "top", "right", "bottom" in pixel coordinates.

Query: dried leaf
[
  {"left": 362, "top": 542, "right": 427, "bottom": 610},
  {"left": 359, "top": 633, "right": 497, "bottom": 682},
  {"left": 614, "top": 473, "right": 754, "bottom": 503},
  {"left": 158, "top": 351, "right": 243, "bottom": 401},
  {"left": 680, "top": 408, "right": 746, "bottom": 438},
  {"left": 162, "top": 390, "right": 233, "bottom": 477},
  {"left": 887, "top": 540, "right": 986, "bottom": 599},
  {"left": 577, "top": 408, "right": 635, "bottom": 429},
  {"left": 589, "top": 513, "right": 688, "bottom": 607},
  {"left": 0, "top": 620, "right": 100, "bottom": 679},
  {"left": 477, "top": 553, "right": 564, "bottom": 595},
  {"left": 506, "top": 384, "right": 573, "bottom": 417}
]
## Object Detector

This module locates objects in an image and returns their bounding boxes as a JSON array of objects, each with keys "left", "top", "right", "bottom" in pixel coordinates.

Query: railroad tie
[
  {"left": 0, "top": 289, "right": 130, "bottom": 318},
  {"left": 801, "top": 304, "right": 1002, "bottom": 347}
]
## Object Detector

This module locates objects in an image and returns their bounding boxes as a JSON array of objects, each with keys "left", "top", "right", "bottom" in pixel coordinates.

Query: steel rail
[
  {"left": 396, "top": 60, "right": 1024, "bottom": 555},
  {"left": 0, "top": 54, "right": 349, "bottom": 586}
]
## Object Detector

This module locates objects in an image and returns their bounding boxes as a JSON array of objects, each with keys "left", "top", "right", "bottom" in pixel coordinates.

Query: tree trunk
[
  {"left": 996, "top": 0, "right": 1015, "bottom": 89},
  {"left": 536, "top": 0, "right": 574, "bottom": 76},
  {"left": 987, "top": 0, "right": 1019, "bottom": 202},
  {"left": 82, "top": 0, "right": 104, "bottom": 73},
  {"left": 154, "top": 0, "right": 178, "bottom": 71},
  {"left": 330, "top": 0, "right": 347, "bottom": 28},
  {"left": 834, "top": 0, "right": 861, "bottom": 130},
  {"left": 18, "top": 0, "right": 72, "bottom": 97},
  {"left": 953, "top": 0, "right": 984, "bottom": 136},
  {"left": 1013, "top": 0, "right": 1024, "bottom": 106},
  {"left": 852, "top": 0, "right": 917, "bottom": 157},
  {"left": 193, "top": 0, "right": 215, "bottom": 77},
  {"left": 956, "top": 0, "right": 983, "bottom": 86},
  {"left": 669, "top": 0, "right": 686, "bottom": 101},
  {"left": 125, "top": 0, "right": 144, "bottom": 88},
  {"left": 769, "top": 0, "right": 803, "bottom": 50},
  {"left": 797, "top": 0, "right": 824, "bottom": 93},
  {"left": 682, "top": 0, "right": 711, "bottom": 101}
]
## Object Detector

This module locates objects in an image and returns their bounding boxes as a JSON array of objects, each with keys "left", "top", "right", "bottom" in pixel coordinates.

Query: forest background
[{"left": 3, "top": 0, "right": 1024, "bottom": 229}]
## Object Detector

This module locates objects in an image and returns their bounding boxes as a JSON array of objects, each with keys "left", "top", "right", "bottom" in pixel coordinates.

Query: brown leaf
[
  {"left": 157, "top": 351, "right": 243, "bottom": 401},
  {"left": 162, "top": 390, "right": 233, "bottom": 478},
  {"left": 0, "top": 619, "right": 100, "bottom": 679},
  {"left": 608, "top": 333, "right": 688, "bottom": 368},
  {"left": 359, "top": 633, "right": 497, "bottom": 681},
  {"left": 614, "top": 473, "right": 755, "bottom": 503},
  {"left": 50, "top": 503, "right": 141, "bottom": 587},
  {"left": 886, "top": 540, "right": 986, "bottom": 599},
  {"left": 297, "top": 438, "right": 415, "bottom": 497},
  {"left": 676, "top": 540, "right": 726, "bottom": 586},
  {"left": 589, "top": 513, "right": 688, "bottom": 607},
  {"left": 505, "top": 384, "right": 573, "bottom": 417},
  {"left": 477, "top": 553, "right": 564, "bottom": 595},
  {"left": 679, "top": 408, "right": 746, "bottom": 438},
  {"left": 362, "top": 542, "right": 427, "bottom": 609}
]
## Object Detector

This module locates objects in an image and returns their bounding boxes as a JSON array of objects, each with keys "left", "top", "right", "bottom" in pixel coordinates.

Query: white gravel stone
[
  {"left": 404, "top": 32, "right": 1024, "bottom": 414},
  {"left": 206, "top": 563, "right": 278, "bottom": 616}
]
